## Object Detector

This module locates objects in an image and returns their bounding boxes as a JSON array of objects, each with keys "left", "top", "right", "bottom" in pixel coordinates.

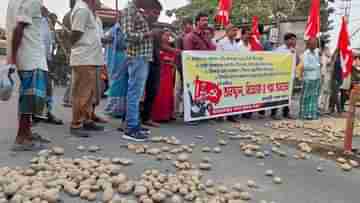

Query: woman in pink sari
[{"left": 151, "top": 31, "right": 180, "bottom": 122}]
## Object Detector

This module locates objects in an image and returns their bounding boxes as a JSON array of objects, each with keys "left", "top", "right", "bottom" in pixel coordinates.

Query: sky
[{"left": 0, "top": 0, "right": 188, "bottom": 27}]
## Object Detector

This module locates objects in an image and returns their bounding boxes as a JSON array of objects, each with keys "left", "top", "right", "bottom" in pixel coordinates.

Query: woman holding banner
[{"left": 151, "top": 30, "right": 180, "bottom": 122}]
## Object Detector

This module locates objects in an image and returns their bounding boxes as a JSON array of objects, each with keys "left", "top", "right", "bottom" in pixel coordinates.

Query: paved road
[{"left": 1, "top": 88, "right": 360, "bottom": 203}]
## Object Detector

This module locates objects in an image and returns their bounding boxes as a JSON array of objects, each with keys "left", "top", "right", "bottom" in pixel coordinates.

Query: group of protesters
[{"left": 5, "top": 0, "right": 360, "bottom": 151}]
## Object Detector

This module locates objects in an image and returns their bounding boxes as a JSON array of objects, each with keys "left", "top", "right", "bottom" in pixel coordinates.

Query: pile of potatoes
[{"left": 0, "top": 152, "right": 254, "bottom": 203}]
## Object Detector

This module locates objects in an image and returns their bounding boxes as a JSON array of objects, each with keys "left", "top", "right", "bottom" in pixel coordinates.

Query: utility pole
[{"left": 341, "top": 0, "right": 355, "bottom": 155}]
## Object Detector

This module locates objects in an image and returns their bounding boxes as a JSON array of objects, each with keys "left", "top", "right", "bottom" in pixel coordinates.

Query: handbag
[{"left": 0, "top": 64, "right": 16, "bottom": 101}]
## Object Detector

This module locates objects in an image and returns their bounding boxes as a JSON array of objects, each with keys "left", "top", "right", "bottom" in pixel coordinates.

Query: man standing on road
[
  {"left": 36, "top": 6, "right": 64, "bottom": 126},
  {"left": 141, "top": 0, "right": 163, "bottom": 128},
  {"left": 272, "top": 33, "right": 299, "bottom": 120},
  {"left": 299, "top": 38, "right": 321, "bottom": 120},
  {"left": 70, "top": 0, "right": 105, "bottom": 137},
  {"left": 120, "top": 0, "right": 157, "bottom": 141},
  {"left": 174, "top": 18, "right": 193, "bottom": 117},
  {"left": 239, "top": 27, "right": 263, "bottom": 119},
  {"left": 216, "top": 24, "right": 244, "bottom": 122},
  {"left": 183, "top": 12, "right": 216, "bottom": 125},
  {"left": 6, "top": 0, "right": 50, "bottom": 151},
  {"left": 62, "top": 0, "right": 76, "bottom": 107}
]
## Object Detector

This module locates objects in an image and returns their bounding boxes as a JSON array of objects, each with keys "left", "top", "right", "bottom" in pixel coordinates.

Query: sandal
[{"left": 31, "top": 132, "right": 52, "bottom": 143}]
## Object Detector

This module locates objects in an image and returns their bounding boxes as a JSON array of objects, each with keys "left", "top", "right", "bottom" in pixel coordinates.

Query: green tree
[{"left": 173, "top": 0, "right": 218, "bottom": 24}]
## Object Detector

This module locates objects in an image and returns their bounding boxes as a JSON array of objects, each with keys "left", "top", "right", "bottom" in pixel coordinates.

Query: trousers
[
  {"left": 71, "top": 66, "right": 98, "bottom": 128},
  {"left": 125, "top": 57, "right": 149, "bottom": 130}
]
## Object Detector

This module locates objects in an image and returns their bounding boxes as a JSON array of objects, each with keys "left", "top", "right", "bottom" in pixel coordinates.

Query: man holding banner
[
  {"left": 217, "top": 24, "right": 244, "bottom": 122},
  {"left": 271, "top": 33, "right": 299, "bottom": 120},
  {"left": 183, "top": 12, "right": 216, "bottom": 51},
  {"left": 217, "top": 24, "right": 243, "bottom": 52},
  {"left": 299, "top": 38, "right": 321, "bottom": 120},
  {"left": 183, "top": 12, "right": 216, "bottom": 124}
]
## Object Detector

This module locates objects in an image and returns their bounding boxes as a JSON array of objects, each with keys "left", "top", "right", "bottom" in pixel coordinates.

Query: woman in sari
[
  {"left": 151, "top": 30, "right": 180, "bottom": 122},
  {"left": 299, "top": 38, "right": 321, "bottom": 120},
  {"left": 104, "top": 22, "right": 128, "bottom": 119}
]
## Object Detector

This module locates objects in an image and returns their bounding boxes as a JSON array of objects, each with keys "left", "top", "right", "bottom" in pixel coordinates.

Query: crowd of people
[{"left": 5, "top": 0, "right": 360, "bottom": 151}]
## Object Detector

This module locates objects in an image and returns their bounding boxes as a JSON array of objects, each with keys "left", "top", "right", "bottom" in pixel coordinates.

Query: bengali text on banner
[{"left": 182, "top": 51, "right": 295, "bottom": 122}]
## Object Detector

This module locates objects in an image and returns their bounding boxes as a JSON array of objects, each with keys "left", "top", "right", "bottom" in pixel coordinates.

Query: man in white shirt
[
  {"left": 6, "top": 0, "right": 49, "bottom": 151},
  {"left": 70, "top": 0, "right": 105, "bottom": 137},
  {"left": 217, "top": 24, "right": 244, "bottom": 122},
  {"left": 217, "top": 24, "right": 243, "bottom": 51},
  {"left": 272, "top": 32, "right": 298, "bottom": 120},
  {"left": 238, "top": 28, "right": 252, "bottom": 51},
  {"left": 62, "top": 0, "right": 76, "bottom": 107},
  {"left": 35, "top": 6, "right": 63, "bottom": 126}
]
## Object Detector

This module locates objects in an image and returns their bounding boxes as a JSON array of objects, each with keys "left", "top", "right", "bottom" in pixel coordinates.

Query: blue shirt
[
  {"left": 303, "top": 49, "right": 321, "bottom": 80},
  {"left": 275, "top": 45, "right": 291, "bottom": 53}
]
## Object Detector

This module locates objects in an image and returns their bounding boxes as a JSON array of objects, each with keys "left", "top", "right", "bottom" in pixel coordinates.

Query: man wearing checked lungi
[{"left": 6, "top": 0, "right": 51, "bottom": 151}]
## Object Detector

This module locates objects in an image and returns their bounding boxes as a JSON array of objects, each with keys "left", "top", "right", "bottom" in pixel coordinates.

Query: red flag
[
  {"left": 215, "top": 0, "right": 232, "bottom": 26},
  {"left": 304, "top": 0, "right": 320, "bottom": 40},
  {"left": 194, "top": 78, "right": 222, "bottom": 105},
  {"left": 338, "top": 17, "right": 353, "bottom": 79},
  {"left": 249, "top": 16, "right": 263, "bottom": 51}
]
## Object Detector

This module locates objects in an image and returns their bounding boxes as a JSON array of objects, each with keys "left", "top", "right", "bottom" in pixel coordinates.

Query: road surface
[{"left": 1, "top": 88, "right": 360, "bottom": 203}]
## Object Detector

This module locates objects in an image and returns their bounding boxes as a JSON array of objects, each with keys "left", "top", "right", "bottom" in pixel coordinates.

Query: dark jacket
[{"left": 333, "top": 53, "right": 343, "bottom": 87}]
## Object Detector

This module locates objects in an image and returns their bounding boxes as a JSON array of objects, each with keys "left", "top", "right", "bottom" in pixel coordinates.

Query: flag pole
[{"left": 343, "top": 16, "right": 354, "bottom": 154}]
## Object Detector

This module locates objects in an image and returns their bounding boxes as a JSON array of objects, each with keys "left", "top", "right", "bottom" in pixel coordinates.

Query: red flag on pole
[
  {"left": 249, "top": 16, "right": 263, "bottom": 51},
  {"left": 215, "top": 0, "right": 232, "bottom": 27},
  {"left": 304, "top": 0, "right": 321, "bottom": 40},
  {"left": 338, "top": 16, "right": 353, "bottom": 79}
]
